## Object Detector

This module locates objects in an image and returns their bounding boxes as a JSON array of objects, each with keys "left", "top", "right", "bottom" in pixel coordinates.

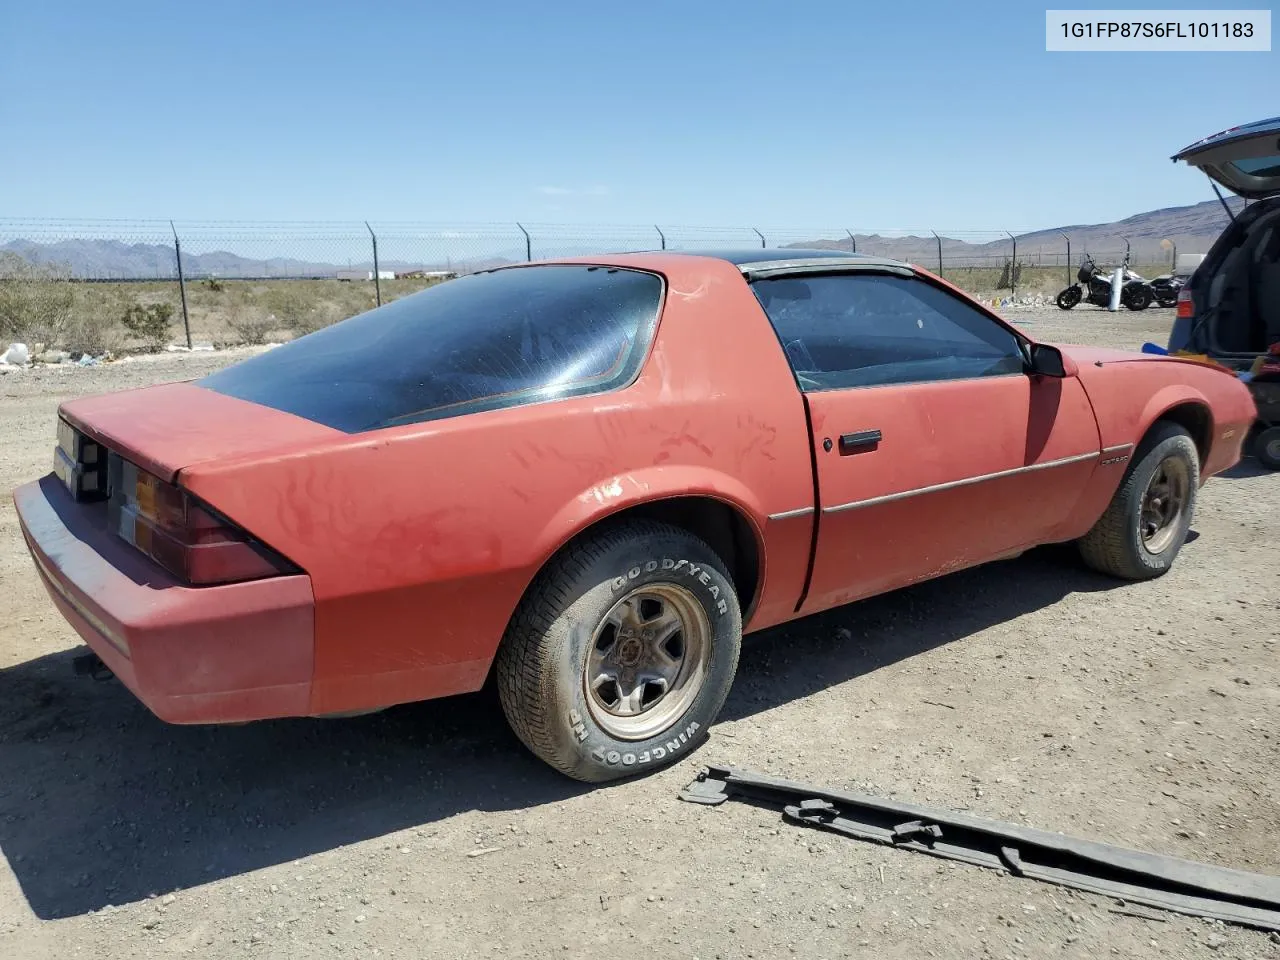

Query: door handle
[{"left": 838, "top": 429, "right": 882, "bottom": 454}]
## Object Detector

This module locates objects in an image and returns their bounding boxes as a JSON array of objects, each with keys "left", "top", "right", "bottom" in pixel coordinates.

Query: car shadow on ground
[
  {"left": 0, "top": 543, "right": 1124, "bottom": 920},
  {"left": 722, "top": 543, "right": 1122, "bottom": 721},
  {"left": 1218, "top": 458, "right": 1273, "bottom": 480}
]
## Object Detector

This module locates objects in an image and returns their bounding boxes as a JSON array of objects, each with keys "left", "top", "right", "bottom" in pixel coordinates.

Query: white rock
[{"left": 2, "top": 342, "right": 30, "bottom": 365}]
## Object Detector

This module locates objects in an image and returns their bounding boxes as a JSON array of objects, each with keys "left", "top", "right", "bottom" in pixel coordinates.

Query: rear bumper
[{"left": 14, "top": 475, "right": 315, "bottom": 724}]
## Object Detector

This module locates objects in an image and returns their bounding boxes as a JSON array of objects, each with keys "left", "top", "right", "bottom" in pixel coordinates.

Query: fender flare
[
  {"left": 529, "top": 464, "right": 770, "bottom": 590},
  {"left": 1135, "top": 384, "right": 1215, "bottom": 458}
]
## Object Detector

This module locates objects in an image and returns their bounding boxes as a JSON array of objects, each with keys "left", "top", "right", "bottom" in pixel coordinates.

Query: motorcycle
[
  {"left": 1055, "top": 255, "right": 1154, "bottom": 311},
  {"left": 1148, "top": 271, "right": 1189, "bottom": 308}
]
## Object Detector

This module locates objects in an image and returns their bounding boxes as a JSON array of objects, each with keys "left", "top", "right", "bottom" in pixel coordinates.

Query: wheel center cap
[{"left": 616, "top": 637, "right": 644, "bottom": 667}]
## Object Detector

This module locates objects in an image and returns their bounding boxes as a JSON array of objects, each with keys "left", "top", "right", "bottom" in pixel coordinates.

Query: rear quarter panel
[{"left": 179, "top": 256, "right": 817, "bottom": 716}]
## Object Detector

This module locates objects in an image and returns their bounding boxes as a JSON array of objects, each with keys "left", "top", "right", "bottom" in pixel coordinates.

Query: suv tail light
[
  {"left": 1176, "top": 287, "right": 1194, "bottom": 319},
  {"left": 107, "top": 455, "right": 296, "bottom": 585}
]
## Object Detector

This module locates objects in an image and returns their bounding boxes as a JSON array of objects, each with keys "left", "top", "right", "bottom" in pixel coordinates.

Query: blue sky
[{"left": 1, "top": 0, "right": 1274, "bottom": 231}]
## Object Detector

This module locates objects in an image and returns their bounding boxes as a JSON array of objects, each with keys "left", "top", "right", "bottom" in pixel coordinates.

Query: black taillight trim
[{"left": 55, "top": 418, "right": 108, "bottom": 502}]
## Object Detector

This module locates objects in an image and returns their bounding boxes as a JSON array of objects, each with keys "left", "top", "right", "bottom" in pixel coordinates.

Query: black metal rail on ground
[{"left": 681, "top": 765, "right": 1280, "bottom": 932}]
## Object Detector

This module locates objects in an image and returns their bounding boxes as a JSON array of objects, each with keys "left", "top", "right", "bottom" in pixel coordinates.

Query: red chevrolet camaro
[{"left": 15, "top": 250, "right": 1257, "bottom": 781}]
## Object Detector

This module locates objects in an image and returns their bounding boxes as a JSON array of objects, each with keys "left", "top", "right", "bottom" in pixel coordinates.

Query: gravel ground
[{"left": 1, "top": 304, "right": 1277, "bottom": 960}]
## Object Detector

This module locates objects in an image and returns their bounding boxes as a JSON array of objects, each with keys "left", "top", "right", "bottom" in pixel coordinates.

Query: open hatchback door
[{"left": 1173, "top": 116, "right": 1280, "bottom": 199}]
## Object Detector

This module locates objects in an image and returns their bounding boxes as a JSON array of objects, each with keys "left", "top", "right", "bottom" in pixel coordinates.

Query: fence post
[
  {"left": 169, "top": 220, "right": 192, "bottom": 349},
  {"left": 654, "top": 225, "right": 666, "bottom": 250},
  {"left": 845, "top": 229, "right": 857, "bottom": 254},
  {"left": 1004, "top": 230, "right": 1017, "bottom": 298},
  {"left": 930, "top": 230, "right": 943, "bottom": 276},
  {"left": 752, "top": 227, "right": 765, "bottom": 249},
  {"left": 365, "top": 222, "right": 381, "bottom": 306},
  {"left": 517, "top": 222, "right": 531, "bottom": 261},
  {"left": 1058, "top": 232, "right": 1071, "bottom": 287}
]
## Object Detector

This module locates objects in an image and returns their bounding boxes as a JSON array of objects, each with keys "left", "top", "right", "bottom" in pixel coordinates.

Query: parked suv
[{"left": 1168, "top": 116, "right": 1280, "bottom": 466}]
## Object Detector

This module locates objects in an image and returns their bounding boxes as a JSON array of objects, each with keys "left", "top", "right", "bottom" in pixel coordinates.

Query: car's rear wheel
[
  {"left": 1077, "top": 422, "right": 1199, "bottom": 580},
  {"left": 1255, "top": 425, "right": 1280, "bottom": 470},
  {"left": 496, "top": 520, "right": 742, "bottom": 782}
]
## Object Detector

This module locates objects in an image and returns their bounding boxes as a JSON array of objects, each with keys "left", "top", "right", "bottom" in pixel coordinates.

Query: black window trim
[{"left": 746, "top": 264, "right": 1035, "bottom": 393}]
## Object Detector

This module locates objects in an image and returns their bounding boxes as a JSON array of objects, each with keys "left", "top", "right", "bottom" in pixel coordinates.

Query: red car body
[{"left": 14, "top": 251, "right": 1257, "bottom": 726}]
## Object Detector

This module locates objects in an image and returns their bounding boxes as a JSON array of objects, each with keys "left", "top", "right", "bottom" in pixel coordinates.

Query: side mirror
[{"left": 1028, "top": 343, "right": 1071, "bottom": 378}]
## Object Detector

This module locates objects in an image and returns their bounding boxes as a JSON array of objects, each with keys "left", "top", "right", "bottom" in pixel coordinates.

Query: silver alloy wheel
[
  {"left": 584, "top": 583, "right": 712, "bottom": 741},
  {"left": 1140, "top": 454, "right": 1191, "bottom": 553}
]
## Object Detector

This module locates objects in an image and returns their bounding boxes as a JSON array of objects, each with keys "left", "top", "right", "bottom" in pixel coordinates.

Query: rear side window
[
  {"left": 752, "top": 272, "right": 1025, "bottom": 390},
  {"left": 200, "top": 265, "right": 663, "bottom": 432}
]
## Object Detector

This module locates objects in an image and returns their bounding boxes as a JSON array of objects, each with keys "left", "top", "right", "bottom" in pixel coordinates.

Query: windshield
[{"left": 199, "top": 265, "right": 664, "bottom": 432}]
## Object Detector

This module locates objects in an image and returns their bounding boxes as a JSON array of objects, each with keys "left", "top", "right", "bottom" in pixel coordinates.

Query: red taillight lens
[
  {"left": 1176, "top": 288, "right": 1194, "bottom": 319},
  {"left": 108, "top": 457, "right": 295, "bottom": 585}
]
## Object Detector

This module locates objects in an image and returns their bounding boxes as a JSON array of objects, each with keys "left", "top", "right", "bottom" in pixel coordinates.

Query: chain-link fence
[
  {"left": 0, "top": 218, "right": 1209, "bottom": 281},
  {"left": 0, "top": 217, "right": 1222, "bottom": 355}
]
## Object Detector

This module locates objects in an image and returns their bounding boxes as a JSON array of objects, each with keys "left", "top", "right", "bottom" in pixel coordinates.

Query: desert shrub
[
  {"left": 119, "top": 302, "right": 174, "bottom": 350},
  {"left": 202, "top": 277, "right": 224, "bottom": 292},
  {"left": 263, "top": 286, "right": 330, "bottom": 336},
  {"left": 227, "top": 305, "right": 277, "bottom": 345},
  {"left": 996, "top": 259, "right": 1024, "bottom": 291},
  {"left": 63, "top": 313, "right": 123, "bottom": 357},
  {"left": 0, "top": 252, "right": 75, "bottom": 346}
]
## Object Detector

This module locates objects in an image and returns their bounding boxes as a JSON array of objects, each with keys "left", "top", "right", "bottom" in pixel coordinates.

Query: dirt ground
[{"left": 1, "top": 303, "right": 1276, "bottom": 960}]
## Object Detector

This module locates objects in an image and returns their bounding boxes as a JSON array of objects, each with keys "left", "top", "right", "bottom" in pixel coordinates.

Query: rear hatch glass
[{"left": 199, "top": 264, "right": 663, "bottom": 433}]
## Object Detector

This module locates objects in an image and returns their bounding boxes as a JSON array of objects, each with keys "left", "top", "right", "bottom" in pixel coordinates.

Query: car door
[
  {"left": 1172, "top": 116, "right": 1280, "bottom": 199},
  {"left": 751, "top": 268, "right": 1100, "bottom": 613}
]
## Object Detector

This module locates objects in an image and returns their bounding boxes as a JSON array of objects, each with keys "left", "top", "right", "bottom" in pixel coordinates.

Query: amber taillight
[
  {"left": 107, "top": 454, "right": 296, "bottom": 585},
  {"left": 1176, "top": 287, "right": 1194, "bottom": 319}
]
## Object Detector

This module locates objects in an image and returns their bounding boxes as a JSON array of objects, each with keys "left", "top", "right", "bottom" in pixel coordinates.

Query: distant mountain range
[
  {"left": 0, "top": 197, "right": 1248, "bottom": 280},
  {"left": 794, "top": 197, "right": 1247, "bottom": 265}
]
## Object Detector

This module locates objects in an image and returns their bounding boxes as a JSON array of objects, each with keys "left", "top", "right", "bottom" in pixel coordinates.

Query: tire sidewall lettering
[
  {"left": 609, "top": 556, "right": 728, "bottom": 619},
  {"left": 588, "top": 721, "right": 703, "bottom": 768}
]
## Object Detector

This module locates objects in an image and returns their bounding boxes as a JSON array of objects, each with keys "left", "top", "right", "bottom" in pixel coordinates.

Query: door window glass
[{"left": 752, "top": 272, "right": 1025, "bottom": 390}]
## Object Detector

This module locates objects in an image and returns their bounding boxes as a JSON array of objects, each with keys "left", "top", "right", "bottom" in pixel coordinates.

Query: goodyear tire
[
  {"left": 496, "top": 520, "right": 742, "bottom": 782},
  {"left": 1077, "top": 422, "right": 1199, "bottom": 580}
]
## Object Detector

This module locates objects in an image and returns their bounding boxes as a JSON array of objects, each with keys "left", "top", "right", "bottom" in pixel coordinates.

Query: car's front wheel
[
  {"left": 496, "top": 520, "right": 742, "bottom": 782},
  {"left": 1077, "top": 422, "right": 1199, "bottom": 580},
  {"left": 1255, "top": 425, "right": 1280, "bottom": 470}
]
